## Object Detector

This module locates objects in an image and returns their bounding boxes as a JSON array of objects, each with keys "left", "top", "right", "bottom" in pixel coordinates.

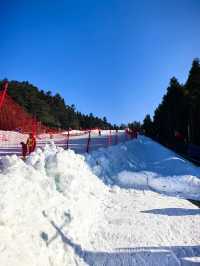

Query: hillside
[{"left": 0, "top": 80, "right": 113, "bottom": 130}]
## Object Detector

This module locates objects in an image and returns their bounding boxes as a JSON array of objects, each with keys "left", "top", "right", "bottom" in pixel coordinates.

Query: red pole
[
  {"left": 35, "top": 118, "right": 37, "bottom": 136},
  {"left": 32, "top": 116, "right": 37, "bottom": 136},
  {"left": 0, "top": 81, "right": 8, "bottom": 110},
  {"left": 107, "top": 130, "right": 110, "bottom": 146},
  {"left": 66, "top": 130, "right": 70, "bottom": 149},
  {"left": 86, "top": 130, "right": 91, "bottom": 153}
]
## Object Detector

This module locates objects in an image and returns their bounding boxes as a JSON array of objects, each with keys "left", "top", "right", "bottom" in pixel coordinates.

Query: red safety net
[
  {"left": 0, "top": 91, "right": 57, "bottom": 134},
  {"left": 0, "top": 83, "right": 127, "bottom": 155}
]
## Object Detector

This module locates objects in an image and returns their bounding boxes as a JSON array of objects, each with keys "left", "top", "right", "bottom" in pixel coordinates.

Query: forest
[{"left": 143, "top": 58, "right": 200, "bottom": 147}]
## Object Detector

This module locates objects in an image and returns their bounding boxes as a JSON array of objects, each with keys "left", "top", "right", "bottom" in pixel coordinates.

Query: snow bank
[
  {"left": 87, "top": 136, "right": 200, "bottom": 200},
  {"left": 0, "top": 142, "right": 107, "bottom": 266}
]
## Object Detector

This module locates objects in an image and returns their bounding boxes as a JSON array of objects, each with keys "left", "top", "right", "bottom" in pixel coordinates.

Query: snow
[
  {"left": 0, "top": 136, "right": 199, "bottom": 265},
  {"left": 87, "top": 136, "right": 200, "bottom": 200},
  {"left": 0, "top": 142, "right": 108, "bottom": 266}
]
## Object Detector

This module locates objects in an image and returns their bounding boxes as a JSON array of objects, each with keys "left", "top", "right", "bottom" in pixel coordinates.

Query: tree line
[
  {"left": 0, "top": 80, "right": 115, "bottom": 130},
  {"left": 142, "top": 58, "right": 200, "bottom": 146}
]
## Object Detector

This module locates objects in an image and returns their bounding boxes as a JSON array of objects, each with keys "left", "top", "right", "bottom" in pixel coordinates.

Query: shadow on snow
[
  {"left": 41, "top": 219, "right": 200, "bottom": 266},
  {"left": 141, "top": 208, "right": 200, "bottom": 216}
]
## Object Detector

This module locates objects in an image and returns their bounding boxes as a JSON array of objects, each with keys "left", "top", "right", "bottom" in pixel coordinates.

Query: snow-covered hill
[
  {"left": 0, "top": 137, "right": 199, "bottom": 265},
  {"left": 87, "top": 136, "right": 200, "bottom": 200}
]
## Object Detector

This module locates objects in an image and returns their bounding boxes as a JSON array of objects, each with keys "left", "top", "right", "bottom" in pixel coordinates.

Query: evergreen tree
[
  {"left": 142, "top": 58, "right": 200, "bottom": 146},
  {"left": 153, "top": 77, "right": 187, "bottom": 143},
  {"left": 142, "top": 115, "right": 154, "bottom": 137},
  {"left": 185, "top": 58, "right": 200, "bottom": 144}
]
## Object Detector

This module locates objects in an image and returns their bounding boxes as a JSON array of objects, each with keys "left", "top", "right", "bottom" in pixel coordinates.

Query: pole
[
  {"left": 107, "top": 129, "right": 111, "bottom": 146},
  {"left": 125, "top": 129, "right": 129, "bottom": 141},
  {"left": 32, "top": 116, "right": 37, "bottom": 136},
  {"left": 0, "top": 80, "right": 8, "bottom": 110},
  {"left": 86, "top": 130, "right": 91, "bottom": 153},
  {"left": 115, "top": 129, "right": 118, "bottom": 145},
  {"left": 66, "top": 130, "right": 70, "bottom": 149}
]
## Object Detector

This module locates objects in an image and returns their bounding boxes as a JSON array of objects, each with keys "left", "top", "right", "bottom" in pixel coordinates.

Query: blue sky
[{"left": 0, "top": 0, "right": 200, "bottom": 124}]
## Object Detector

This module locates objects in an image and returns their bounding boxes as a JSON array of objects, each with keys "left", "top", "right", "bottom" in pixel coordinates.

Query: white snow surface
[
  {"left": 87, "top": 136, "right": 200, "bottom": 200},
  {"left": 0, "top": 136, "right": 199, "bottom": 265}
]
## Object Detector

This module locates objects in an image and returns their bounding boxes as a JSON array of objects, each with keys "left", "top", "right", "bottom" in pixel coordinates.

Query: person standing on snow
[
  {"left": 26, "top": 133, "right": 36, "bottom": 154},
  {"left": 20, "top": 141, "right": 27, "bottom": 160}
]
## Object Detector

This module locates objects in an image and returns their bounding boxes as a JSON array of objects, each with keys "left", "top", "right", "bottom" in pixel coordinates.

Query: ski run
[{"left": 0, "top": 135, "right": 199, "bottom": 266}]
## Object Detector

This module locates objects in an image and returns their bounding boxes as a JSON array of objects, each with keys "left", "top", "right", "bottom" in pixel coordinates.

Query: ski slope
[
  {"left": 0, "top": 130, "right": 125, "bottom": 156},
  {"left": 0, "top": 136, "right": 199, "bottom": 266}
]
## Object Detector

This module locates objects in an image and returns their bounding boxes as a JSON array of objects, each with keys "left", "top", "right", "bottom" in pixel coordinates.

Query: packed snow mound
[
  {"left": 0, "top": 142, "right": 107, "bottom": 266},
  {"left": 87, "top": 136, "right": 200, "bottom": 200}
]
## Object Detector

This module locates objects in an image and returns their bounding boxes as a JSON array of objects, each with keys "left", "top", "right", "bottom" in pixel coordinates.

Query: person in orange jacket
[{"left": 26, "top": 133, "right": 36, "bottom": 154}]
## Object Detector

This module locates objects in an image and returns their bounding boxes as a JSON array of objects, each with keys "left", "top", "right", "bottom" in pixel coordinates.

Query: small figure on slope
[
  {"left": 26, "top": 133, "right": 36, "bottom": 154},
  {"left": 20, "top": 141, "right": 27, "bottom": 160}
]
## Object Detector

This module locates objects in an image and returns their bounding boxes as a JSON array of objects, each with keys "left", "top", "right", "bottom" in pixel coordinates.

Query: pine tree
[
  {"left": 185, "top": 58, "right": 200, "bottom": 144},
  {"left": 142, "top": 115, "right": 154, "bottom": 137}
]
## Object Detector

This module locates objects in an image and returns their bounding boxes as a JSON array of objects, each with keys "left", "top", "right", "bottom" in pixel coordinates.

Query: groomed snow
[
  {"left": 87, "top": 136, "right": 200, "bottom": 200},
  {"left": 0, "top": 136, "right": 199, "bottom": 265}
]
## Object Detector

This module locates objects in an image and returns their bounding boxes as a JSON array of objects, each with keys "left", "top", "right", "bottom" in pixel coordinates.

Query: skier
[
  {"left": 26, "top": 133, "right": 36, "bottom": 154},
  {"left": 20, "top": 142, "right": 27, "bottom": 160}
]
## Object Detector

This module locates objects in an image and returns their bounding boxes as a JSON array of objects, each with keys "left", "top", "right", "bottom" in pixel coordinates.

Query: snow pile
[
  {"left": 0, "top": 142, "right": 107, "bottom": 266},
  {"left": 87, "top": 136, "right": 200, "bottom": 200}
]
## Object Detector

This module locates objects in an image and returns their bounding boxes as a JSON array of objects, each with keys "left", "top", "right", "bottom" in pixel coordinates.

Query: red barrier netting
[
  {"left": 0, "top": 82, "right": 128, "bottom": 155},
  {"left": 0, "top": 91, "right": 58, "bottom": 135}
]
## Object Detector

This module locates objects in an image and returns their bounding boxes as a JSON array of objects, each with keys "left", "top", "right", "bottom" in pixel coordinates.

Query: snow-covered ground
[
  {"left": 0, "top": 136, "right": 199, "bottom": 266},
  {"left": 87, "top": 136, "right": 200, "bottom": 200}
]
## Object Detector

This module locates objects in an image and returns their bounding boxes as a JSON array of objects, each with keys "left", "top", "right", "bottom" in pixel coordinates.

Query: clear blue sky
[{"left": 0, "top": 0, "right": 200, "bottom": 125}]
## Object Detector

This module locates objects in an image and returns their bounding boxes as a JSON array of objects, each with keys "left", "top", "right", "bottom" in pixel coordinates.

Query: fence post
[
  {"left": 107, "top": 129, "right": 112, "bottom": 146},
  {"left": 125, "top": 129, "right": 129, "bottom": 141},
  {"left": 115, "top": 129, "right": 118, "bottom": 145},
  {"left": 86, "top": 130, "right": 91, "bottom": 153},
  {"left": 107, "top": 133, "right": 110, "bottom": 146},
  {"left": 66, "top": 130, "right": 70, "bottom": 149}
]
